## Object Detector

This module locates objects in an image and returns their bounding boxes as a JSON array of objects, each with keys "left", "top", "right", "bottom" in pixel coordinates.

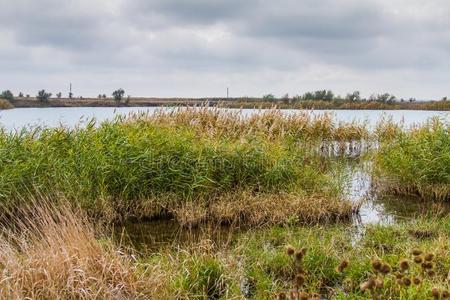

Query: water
[{"left": 1, "top": 107, "right": 448, "bottom": 131}]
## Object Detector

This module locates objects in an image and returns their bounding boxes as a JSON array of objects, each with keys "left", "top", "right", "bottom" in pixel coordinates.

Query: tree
[
  {"left": 301, "top": 90, "right": 335, "bottom": 101},
  {"left": 102, "top": 94, "right": 107, "bottom": 99},
  {"left": 345, "top": 91, "right": 361, "bottom": 102},
  {"left": 18, "top": 92, "right": 24, "bottom": 98},
  {"left": 112, "top": 89, "right": 125, "bottom": 102},
  {"left": 0, "top": 90, "right": 14, "bottom": 101},
  {"left": 370, "top": 93, "right": 396, "bottom": 103},
  {"left": 262, "top": 94, "right": 276, "bottom": 102},
  {"left": 56, "top": 92, "right": 62, "bottom": 99},
  {"left": 36, "top": 90, "right": 52, "bottom": 102},
  {"left": 324, "top": 90, "right": 334, "bottom": 101},
  {"left": 281, "top": 93, "right": 290, "bottom": 104}
]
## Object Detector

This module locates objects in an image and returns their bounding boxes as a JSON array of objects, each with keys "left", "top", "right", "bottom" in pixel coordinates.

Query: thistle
[
  {"left": 412, "top": 249, "right": 423, "bottom": 256},
  {"left": 413, "top": 256, "right": 423, "bottom": 264},
  {"left": 413, "top": 277, "right": 422, "bottom": 285},
  {"left": 424, "top": 253, "right": 434, "bottom": 262},
  {"left": 336, "top": 260, "right": 349, "bottom": 273},
  {"left": 286, "top": 245, "right": 295, "bottom": 256},
  {"left": 295, "top": 274, "right": 305, "bottom": 288},
  {"left": 402, "top": 277, "right": 411, "bottom": 286},
  {"left": 431, "top": 288, "right": 440, "bottom": 300},
  {"left": 380, "top": 263, "right": 391, "bottom": 274},
  {"left": 372, "top": 259, "right": 382, "bottom": 272},
  {"left": 399, "top": 259, "right": 409, "bottom": 272}
]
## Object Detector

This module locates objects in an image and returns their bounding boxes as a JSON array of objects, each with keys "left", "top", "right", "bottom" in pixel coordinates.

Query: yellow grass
[{"left": 0, "top": 199, "right": 164, "bottom": 299}]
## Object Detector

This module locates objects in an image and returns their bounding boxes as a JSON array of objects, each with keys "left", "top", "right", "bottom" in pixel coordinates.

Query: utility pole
[{"left": 69, "top": 83, "right": 73, "bottom": 99}]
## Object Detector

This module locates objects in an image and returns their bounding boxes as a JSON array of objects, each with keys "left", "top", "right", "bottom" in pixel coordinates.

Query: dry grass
[
  {"left": 0, "top": 99, "right": 13, "bottom": 109},
  {"left": 137, "top": 191, "right": 355, "bottom": 227},
  {"left": 0, "top": 199, "right": 164, "bottom": 299},
  {"left": 145, "top": 107, "right": 369, "bottom": 142}
]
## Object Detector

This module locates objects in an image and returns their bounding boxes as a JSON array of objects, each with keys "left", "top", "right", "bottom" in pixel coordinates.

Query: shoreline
[{"left": 4, "top": 98, "right": 450, "bottom": 111}]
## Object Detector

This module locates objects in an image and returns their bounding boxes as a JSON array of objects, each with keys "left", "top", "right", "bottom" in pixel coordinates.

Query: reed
[
  {"left": 0, "top": 110, "right": 355, "bottom": 224},
  {"left": 374, "top": 117, "right": 450, "bottom": 201}
]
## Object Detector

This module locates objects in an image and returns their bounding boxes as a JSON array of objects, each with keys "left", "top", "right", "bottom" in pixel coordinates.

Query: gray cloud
[{"left": 0, "top": 0, "right": 449, "bottom": 99}]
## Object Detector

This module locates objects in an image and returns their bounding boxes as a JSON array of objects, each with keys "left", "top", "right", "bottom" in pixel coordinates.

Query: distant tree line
[
  {"left": 261, "top": 90, "right": 426, "bottom": 104},
  {"left": 0, "top": 89, "right": 130, "bottom": 103}
]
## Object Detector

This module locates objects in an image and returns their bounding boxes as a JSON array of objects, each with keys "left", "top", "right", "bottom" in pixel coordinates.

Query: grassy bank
[
  {"left": 0, "top": 109, "right": 359, "bottom": 225},
  {"left": 374, "top": 118, "right": 450, "bottom": 201},
  {"left": 1, "top": 201, "right": 448, "bottom": 299}
]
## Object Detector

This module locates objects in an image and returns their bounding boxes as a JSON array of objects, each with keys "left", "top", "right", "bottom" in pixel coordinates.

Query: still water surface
[{"left": 1, "top": 107, "right": 448, "bottom": 131}]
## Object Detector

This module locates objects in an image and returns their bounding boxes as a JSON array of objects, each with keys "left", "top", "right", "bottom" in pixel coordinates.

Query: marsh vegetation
[{"left": 0, "top": 108, "right": 448, "bottom": 299}]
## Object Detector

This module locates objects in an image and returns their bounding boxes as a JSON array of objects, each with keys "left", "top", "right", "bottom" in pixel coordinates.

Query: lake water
[{"left": 1, "top": 107, "right": 448, "bottom": 131}]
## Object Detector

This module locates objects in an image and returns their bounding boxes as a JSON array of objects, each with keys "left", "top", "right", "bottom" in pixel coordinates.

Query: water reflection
[
  {"left": 113, "top": 220, "right": 237, "bottom": 253},
  {"left": 116, "top": 166, "right": 450, "bottom": 252}
]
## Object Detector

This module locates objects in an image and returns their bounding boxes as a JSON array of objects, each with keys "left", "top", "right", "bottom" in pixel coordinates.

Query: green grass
[
  {"left": 374, "top": 118, "right": 450, "bottom": 201},
  {"left": 149, "top": 218, "right": 450, "bottom": 299}
]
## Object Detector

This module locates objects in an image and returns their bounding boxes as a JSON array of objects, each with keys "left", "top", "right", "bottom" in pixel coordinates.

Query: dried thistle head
[
  {"left": 295, "top": 274, "right": 305, "bottom": 288},
  {"left": 299, "top": 291, "right": 309, "bottom": 300},
  {"left": 402, "top": 277, "right": 411, "bottom": 286},
  {"left": 360, "top": 277, "right": 376, "bottom": 292},
  {"left": 427, "top": 270, "right": 436, "bottom": 277},
  {"left": 286, "top": 245, "right": 295, "bottom": 256},
  {"left": 374, "top": 278, "right": 384, "bottom": 289},
  {"left": 310, "top": 293, "right": 320, "bottom": 300},
  {"left": 372, "top": 259, "right": 382, "bottom": 272},
  {"left": 380, "top": 263, "right": 391, "bottom": 274},
  {"left": 413, "top": 277, "right": 422, "bottom": 285},
  {"left": 431, "top": 288, "right": 440, "bottom": 299},
  {"left": 442, "top": 290, "right": 450, "bottom": 299},
  {"left": 424, "top": 253, "right": 435, "bottom": 262},
  {"left": 277, "top": 292, "right": 287, "bottom": 300},
  {"left": 412, "top": 249, "right": 423, "bottom": 256},
  {"left": 422, "top": 262, "right": 433, "bottom": 270},
  {"left": 295, "top": 250, "right": 304, "bottom": 262},
  {"left": 413, "top": 256, "right": 423, "bottom": 264},
  {"left": 399, "top": 259, "right": 409, "bottom": 272},
  {"left": 336, "top": 260, "right": 349, "bottom": 273}
]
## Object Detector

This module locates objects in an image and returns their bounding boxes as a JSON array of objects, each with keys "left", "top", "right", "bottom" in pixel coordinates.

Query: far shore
[{"left": 3, "top": 97, "right": 450, "bottom": 111}]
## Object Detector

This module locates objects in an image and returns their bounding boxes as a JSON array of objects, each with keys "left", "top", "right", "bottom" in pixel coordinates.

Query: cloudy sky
[{"left": 0, "top": 0, "right": 449, "bottom": 99}]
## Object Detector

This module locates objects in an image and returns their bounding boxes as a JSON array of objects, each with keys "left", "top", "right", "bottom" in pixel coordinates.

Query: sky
[{"left": 0, "top": 0, "right": 449, "bottom": 99}]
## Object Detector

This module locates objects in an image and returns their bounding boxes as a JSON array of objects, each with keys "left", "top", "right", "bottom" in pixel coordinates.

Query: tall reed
[
  {"left": 0, "top": 110, "right": 353, "bottom": 223},
  {"left": 374, "top": 117, "right": 450, "bottom": 201}
]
